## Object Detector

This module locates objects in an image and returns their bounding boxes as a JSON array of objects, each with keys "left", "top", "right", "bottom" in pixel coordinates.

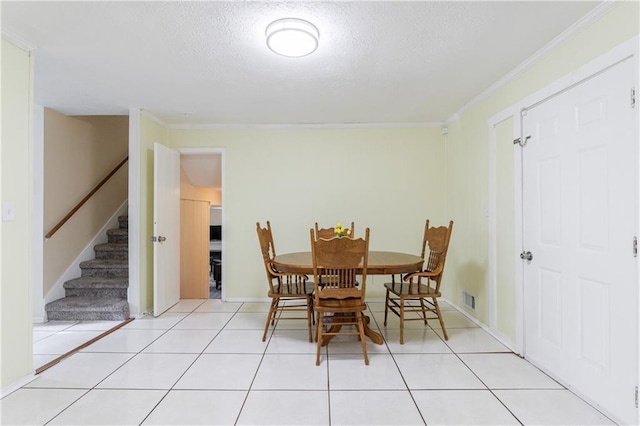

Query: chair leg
[
  {"left": 419, "top": 297, "right": 428, "bottom": 325},
  {"left": 316, "top": 312, "right": 323, "bottom": 366},
  {"left": 433, "top": 298, "right": 448, "bottom": 340},
  {"left": 399, "top": 296, "right": 405, "bottom": 345},
  {"left": 383, "top": 289, "right": 390, "bottom": 326},
  {"left": 306, "top": 296, "right": 313, "bottom": 342},
  {"left": 262, "top": 298, "right": 278, "bottom": 342},
  {"left": 356, "top": 311, "right": 369, "bottom": 365}
]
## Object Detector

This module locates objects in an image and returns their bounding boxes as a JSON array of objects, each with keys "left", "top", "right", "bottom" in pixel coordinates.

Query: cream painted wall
[
  {"left": 1, "top": 40, "right": 34, "bottom": 387},
  {"left": 43, "top": 110, "right": 128, "bottom": 296},
  {"left": 445, "top": 2, "right": 639, "bottom": 335},
  {"left": 495, "top": 117, "right": 515, "bottom": 341},
  {"left": 167, "top": 126, "right": 446, "bottom": 299},
  {"left": 137, "top": 114, "right": 169, "bottom": 313}
]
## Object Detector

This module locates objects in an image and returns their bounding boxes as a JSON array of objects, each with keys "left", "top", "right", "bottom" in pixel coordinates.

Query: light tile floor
[{"left": 3, "top": 299, "right": 616, "bottom": 425}]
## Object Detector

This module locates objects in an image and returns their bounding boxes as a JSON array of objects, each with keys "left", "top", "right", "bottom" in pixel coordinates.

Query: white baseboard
[
  {"left": 443, "top": 297, "right": 517, "bottom": 353},
  {"left": 0, "top": 373, "right": 37, "bottom": 399}
]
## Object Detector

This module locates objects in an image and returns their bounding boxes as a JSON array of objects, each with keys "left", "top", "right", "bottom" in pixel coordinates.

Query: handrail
[{"left": 45, "top": 156, "right": 128, "bottom": 239}]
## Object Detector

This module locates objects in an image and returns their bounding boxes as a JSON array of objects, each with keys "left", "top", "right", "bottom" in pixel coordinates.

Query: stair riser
[
  {"left": 95, "top": 251, "right": 128, "bottom": 260},
  {"left": 47, "top": 215, "right": 129, "bottom": 322},
  {"left": 81, "top": 268, "right": 129, "bottom": 279},
  {"left": 47, "top": 310, "right": 129, "bottom": 321},
  {"left": 65, "top": 288, "right": 128, "bottom": 298},
  {"left": 118, "top": 217, "right": 128, "bottom": 230},
  {"left": 108, "top": 235, "right": 128, "bottom": 244}
]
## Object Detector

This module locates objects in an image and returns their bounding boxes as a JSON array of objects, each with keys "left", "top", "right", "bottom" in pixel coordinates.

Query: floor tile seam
[
  {"left": 39, "top": 387, "right": 91, "bottom": 425},
  {"left": 492, "top": 388, "right": 618, "bottom": 424},
  {"left": 40, "top": 326, "right": 164, "bottom": 423},
  {"left": 328, "top": 387, "right": 420, "bottom": 392},
  {"left": 234, "top": 312, "right": 273, "bottom": 426},
  {"left": 452, "top": 349, "right": 527, "bottom": 425},
  {"left": 138, "top": 389, "right": 173, "bottom": 425},
  {"left": 159, "top": 324, "right": 230, "bottom": 394},
  {"left": 86, "top": 329, "right": 175, "bottom": 391},
  {"left": 382, "top": 334, "right": 427, "bottom": 426}
]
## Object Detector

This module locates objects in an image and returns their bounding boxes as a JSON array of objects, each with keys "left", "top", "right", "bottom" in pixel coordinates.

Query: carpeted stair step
[
  {"left": 64, "top": 277, "right": 128, "bottom": 298},
  {"left": 118, "top": 215, "right": 128, "bottom": 230},
  {"left": 107, "top": 228, "right": 128, "bottom": 244},
  {"left": 45, "top": 297, "right": 129, "bottom": 321},
  {"left": 80, "top": 259, "right": 128, "bottom": 278},
  {"left": 94, "top": 243, "right": 128, "bottom": 260}
]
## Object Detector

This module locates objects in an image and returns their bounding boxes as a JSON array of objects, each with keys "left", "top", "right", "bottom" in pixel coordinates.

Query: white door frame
[
  {"left": 487, "top": 35, "right": 639, "bottom": 421},
  {"left": 127, "top": 111, "right": 226, "bottom": 313}
]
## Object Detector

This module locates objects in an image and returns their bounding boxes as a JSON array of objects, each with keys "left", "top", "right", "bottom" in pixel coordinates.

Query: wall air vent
[{"left": 462, "top": 290, "right": 476, "bottom": 311}]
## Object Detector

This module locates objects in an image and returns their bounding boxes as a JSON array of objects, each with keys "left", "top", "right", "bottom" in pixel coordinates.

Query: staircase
[{"left": 45, "top": 215, "right": 130, "bottom": 321}]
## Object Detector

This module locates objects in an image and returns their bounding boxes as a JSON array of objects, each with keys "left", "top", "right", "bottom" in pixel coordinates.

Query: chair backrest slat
[
  {"left": 311, "top": 228, "right": 369, "bottom": 301},
  {"left": 421, "top": 220, "right": 453, "bottom": 291},
  {"left": 314, "top": 221, "right": 355, "bottom": 240},
  {"left": 257, "top": 221, "right": 306, "bottom": 292}
]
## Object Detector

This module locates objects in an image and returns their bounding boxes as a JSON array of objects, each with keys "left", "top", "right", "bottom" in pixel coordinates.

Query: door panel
[
  {"left": 153, "top": 143, "right": 181, "bottom": 316},
  {"left": 523, "top": 59, "right": 637, "bottom": 424},
  {"left": 180, "top": 199, "right": 209, "bottom": 299}
]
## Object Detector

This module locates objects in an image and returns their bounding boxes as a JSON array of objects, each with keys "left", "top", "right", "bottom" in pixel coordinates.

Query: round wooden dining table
[{"left": 272, "top": 250, "right": 423, "bottom": 345}]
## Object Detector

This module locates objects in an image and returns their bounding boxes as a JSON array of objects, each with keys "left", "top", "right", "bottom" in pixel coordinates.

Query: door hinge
[
  {"left": 635, "top": 386, "right": 638, "bottom": 408},
  {"left": 632, "top": 87, "right": 636, "bottom": 108},
  {"left": 634, "top": 237, "right": 637, "bottom": 257},
  {"left": 151, "top": 236, "right": 157, "bottom": 242}
]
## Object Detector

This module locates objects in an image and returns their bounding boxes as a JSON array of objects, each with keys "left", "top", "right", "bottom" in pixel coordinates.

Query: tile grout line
[{"left": 139, "top": 300, "right": 242, "bottom": 425}]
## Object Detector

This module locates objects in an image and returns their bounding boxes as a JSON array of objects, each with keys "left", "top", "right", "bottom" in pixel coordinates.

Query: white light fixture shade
[{"left": 266, "top": 18, "right": 319, "bottom": 58}]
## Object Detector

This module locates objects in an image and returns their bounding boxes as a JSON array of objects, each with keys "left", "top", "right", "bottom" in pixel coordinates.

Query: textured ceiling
[{"left": 2, "top": 1, "right": 601, "bottom": 126}]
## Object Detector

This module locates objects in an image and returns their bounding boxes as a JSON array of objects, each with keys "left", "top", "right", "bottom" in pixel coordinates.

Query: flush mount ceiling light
[{"left": 266, "top": 18, "right": 319, "bottom": 58}]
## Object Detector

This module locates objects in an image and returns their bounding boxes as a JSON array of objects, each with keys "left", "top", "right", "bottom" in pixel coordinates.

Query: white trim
[
  {"left": 0, "top": 373, "right": 38, "bottom": 399},
  {"left": 1, "top": 29, "right": 38, "bottom": 51},
  {"left": 446, "top": 298, "right": 517, "bottom": 353},
  {"left": 169, "top": 121, "right": 443, "bottom": 130},
  {"left": 224, "top": 297, "right": 272, "bottom": 303},
  {"left": 486, "top": 35, "right": 640, "bottom": 358},
  {"left": 447, "top": 1, "right": 619, "bottom": 124},
  {"left": 140, "top": 109, "right": 168, "bottom": 127},
  {"left": 32, "top": 105, "right": 45, "bottom": 322},
  {"left": 487, "top": 120, "right": 497, "bottom": 334},
  {"left": 128, "top": 108, "right": 141, "bottom": 315},
  {"left": 513, "top": 112, "right": 524, "bottom": 356}
]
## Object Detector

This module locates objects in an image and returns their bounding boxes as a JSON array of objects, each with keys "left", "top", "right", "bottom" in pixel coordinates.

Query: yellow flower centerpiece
[{"left": 334, "top": 222, "right": 351, "bottom": 238}]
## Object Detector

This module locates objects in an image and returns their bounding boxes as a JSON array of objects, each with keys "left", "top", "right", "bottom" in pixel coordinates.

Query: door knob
[
  {"left": 520, "top": 251, "right": 533, "bottom": 261},
  {"left": 158, "top": 236, "right": 167, "bottom": 242}
]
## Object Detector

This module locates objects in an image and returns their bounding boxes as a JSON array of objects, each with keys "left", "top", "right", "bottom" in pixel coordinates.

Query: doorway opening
[{"left": 179, "top": 150, "right": 223, "bottom": 300}]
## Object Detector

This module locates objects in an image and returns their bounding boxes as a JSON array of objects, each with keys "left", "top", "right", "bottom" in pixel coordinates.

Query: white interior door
[
  {"left": 153, "top": 143, "right": 181, "bottom": 316},
  {"left": 522, "top": 59, "right": 637, "bottom": 424}
]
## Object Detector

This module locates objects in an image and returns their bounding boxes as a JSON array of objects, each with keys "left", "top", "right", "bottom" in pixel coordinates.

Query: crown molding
[
  {"left": 140, "top": 109, "right": 168, "bottom": 127},
  {"left": 1, "top": 29, "right": 38, "bottom": 51},
  {"left": 445, "top": 0, "right": 620, "bottom": 124},
  {"left": 167, "top": 121, "right": 443, "bottom": 130}
]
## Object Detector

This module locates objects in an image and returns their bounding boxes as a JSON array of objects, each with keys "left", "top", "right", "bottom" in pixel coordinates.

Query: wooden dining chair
[
  {"left": 256, "top": 222, "right": 314, "bottom": 342},
  {"left": 314, "top": 222, "right": 355, "bottom": 240},
  {"left": 384, "top": 220, "right": 453, "bottom": 344},
  {"left": 311, "top": 228, "right": 370, "bottom": 365},
  {"left": 388, "top": 219, "right": 430, "bottom": 287}
]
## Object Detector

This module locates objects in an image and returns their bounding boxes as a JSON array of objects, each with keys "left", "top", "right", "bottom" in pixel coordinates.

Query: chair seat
[
  {"left": 383, "top": 219, "right": 453, "bottom": 345},
  {"left": 270, "top": 282, "right": 314, "bottom": 297},
  {"left": 315, "top": 298, "right": 365, "bottom": 313},
  {"left": 257, "top": 221, "right": 314, "bottom": 343},
  {"left": 384, "top": 282, "right": 440, "bottom": 298}
]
